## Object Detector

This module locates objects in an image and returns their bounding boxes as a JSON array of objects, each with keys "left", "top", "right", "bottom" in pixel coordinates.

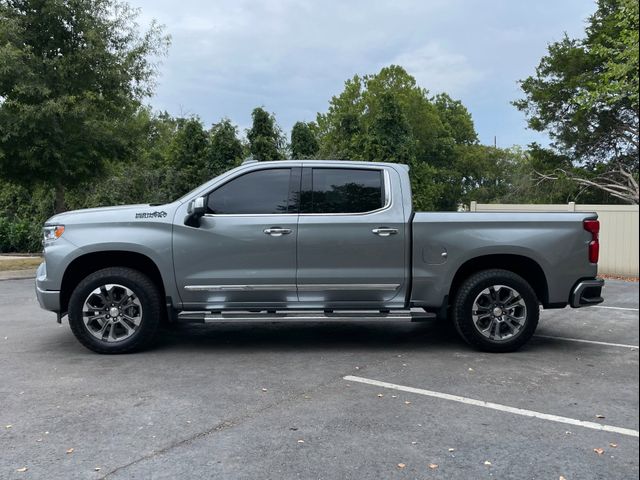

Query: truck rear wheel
[
  {"left": 452, "top": 269, "right": 539, "bottom": 353},
  {"left": 68, "top": 267, "right": 161, "bottom": 354}
]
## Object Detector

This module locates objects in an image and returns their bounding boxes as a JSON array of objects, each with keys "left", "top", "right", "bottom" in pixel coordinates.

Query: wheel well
[
  {"left": 449, "top": 254, "right": 549, "bottom": 306},
  {"left": 60, "top": 251, "right": 166, "bottom": 315}
]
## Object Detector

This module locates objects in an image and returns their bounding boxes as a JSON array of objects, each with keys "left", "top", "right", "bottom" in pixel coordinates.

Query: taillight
[{"left": 583, "top": 219, "right": 600, "bottom": 263}]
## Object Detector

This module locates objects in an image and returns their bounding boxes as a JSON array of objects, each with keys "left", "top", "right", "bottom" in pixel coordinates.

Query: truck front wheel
[
  {"left": 68, "top": 267, "right": 162, "bottom": 354},
  {"left": 452, "top": 269, "right": 539, "bottom": 353}
]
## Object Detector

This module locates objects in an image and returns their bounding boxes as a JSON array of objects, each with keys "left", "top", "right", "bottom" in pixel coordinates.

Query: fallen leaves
[{"left": 593, "top": 448, "right": 604, "bottom": 455}]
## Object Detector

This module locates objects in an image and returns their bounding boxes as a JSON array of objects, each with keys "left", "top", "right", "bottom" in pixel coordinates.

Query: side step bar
[{"left": 177, "top": 309, "right": 434, "bottom": 324}]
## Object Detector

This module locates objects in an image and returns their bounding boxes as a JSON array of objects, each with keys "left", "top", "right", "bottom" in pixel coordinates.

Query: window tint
[
  {"left": 308, "top": 168, "right": 384, "bottom": 214},
  {"left": 207, "top": 168, "right": 292, "bottom": 214}
]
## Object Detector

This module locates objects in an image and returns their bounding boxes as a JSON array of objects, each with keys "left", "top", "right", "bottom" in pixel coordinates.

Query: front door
[
  {"left": 296, "top": 166, "right": 407, "bottom": 308},
  {"left": 173, "top": 167, "right": 301, "bottom": 310}
]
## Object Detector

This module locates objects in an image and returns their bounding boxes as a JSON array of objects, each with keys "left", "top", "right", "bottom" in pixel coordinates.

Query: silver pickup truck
[{"left": 35, "top": 160, "right": 604, "bottom": 354}]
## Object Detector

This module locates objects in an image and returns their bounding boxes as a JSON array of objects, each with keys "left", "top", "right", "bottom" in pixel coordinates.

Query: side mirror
[{"left": 185, "top": 196, "right": 206, "bottom": 227}]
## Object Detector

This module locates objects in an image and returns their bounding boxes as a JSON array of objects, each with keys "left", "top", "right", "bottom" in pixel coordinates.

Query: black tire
[
  {"left": 68, "top": 267, "right": 162, "bottom": 354},
  {"left": 452, "top": 269, "right": 539, "bottom": 353}
]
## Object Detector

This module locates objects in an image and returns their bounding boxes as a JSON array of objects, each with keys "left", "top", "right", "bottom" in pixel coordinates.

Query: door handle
[
  {"left": 372, "top": 227, "right": 398, "bottom": 237},
  {"left": 264, "top": 227, "right": 292, "bottom": 236}
]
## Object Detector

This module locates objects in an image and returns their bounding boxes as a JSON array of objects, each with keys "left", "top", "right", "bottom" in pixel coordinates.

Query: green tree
[
  {"left": 247, "top": 107, "right": 285, "bottom": 161},
  {"left": 433, "top": 93, "right": 478, "bottom": 145},
  {"left": 0, "top": 0, "right": 169, "bottom": 212},
  {"left": 290, "top": 121, "right": 319, "bottom": 159},
  {"left": 206, "top": 119, "right": 244, "bottom": 176},
  {"left": 165, "top": 117, "right": 209, "bottom": 199},
  {"left": 316, "top": 65, "right": 478, "bottom": 209},
  {"left": 363, "top": 92, "right": 414, "bottom": 165},
  {"left": 514, "top": 0, "right": 638, "bottom": 203}
]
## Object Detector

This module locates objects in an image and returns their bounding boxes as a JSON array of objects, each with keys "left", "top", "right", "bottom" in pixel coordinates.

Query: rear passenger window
[{"left": 306, "top": 168, "right": 384, "bottom": 214}]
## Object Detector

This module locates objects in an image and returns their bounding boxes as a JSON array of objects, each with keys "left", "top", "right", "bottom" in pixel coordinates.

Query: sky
[{"left": 129, "top": 0, "right": 596, "bottom": 148}]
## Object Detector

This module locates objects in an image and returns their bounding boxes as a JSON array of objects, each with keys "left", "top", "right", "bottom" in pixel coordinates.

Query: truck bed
[{"left": 410, "top": 211, "right": 598, "bottom": 310}]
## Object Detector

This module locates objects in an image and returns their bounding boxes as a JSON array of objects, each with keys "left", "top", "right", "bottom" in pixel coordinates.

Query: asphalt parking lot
[{"left": 1, "top": 279, "right": 638, "bottom": 479}]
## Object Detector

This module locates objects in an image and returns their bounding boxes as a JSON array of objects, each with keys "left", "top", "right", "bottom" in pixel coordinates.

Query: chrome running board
[{"left": 177, "top": 309, "right": 433, "bottom": 323}]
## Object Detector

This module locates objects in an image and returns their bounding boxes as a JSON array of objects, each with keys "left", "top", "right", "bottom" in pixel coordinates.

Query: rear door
[{"left": 296, "top": 166, "right": 407, "bottom": 308}]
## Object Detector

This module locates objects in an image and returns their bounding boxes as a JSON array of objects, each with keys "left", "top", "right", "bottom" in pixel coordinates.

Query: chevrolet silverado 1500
[{"left": 36, "top": 160, "right": 604, "bottom": 353}]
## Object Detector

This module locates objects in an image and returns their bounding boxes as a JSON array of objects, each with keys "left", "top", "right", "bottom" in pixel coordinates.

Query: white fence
[{"left": 469, "top": 202, "right": 639, "bottom": 277}]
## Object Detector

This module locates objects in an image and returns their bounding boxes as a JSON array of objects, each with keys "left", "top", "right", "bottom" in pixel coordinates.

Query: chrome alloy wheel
[
  {"left": 471, "top": 284, "right": 527, "bottom": 342},
  {"left": 82, "top": 284, "right": 143, "bottom": 342}
]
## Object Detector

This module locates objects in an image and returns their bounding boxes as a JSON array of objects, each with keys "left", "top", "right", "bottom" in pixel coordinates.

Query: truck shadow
[{"left": 153, "top": 319, "right": 466, "bottom": 353}]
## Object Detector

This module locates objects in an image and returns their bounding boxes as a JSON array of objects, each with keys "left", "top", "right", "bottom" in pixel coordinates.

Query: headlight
[{"left": 43, "top": 225, "right": 65, "bottom": 242}]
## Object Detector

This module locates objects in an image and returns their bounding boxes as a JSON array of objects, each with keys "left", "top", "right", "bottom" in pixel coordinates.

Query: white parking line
[
  {"left": 343, "top": 375, "right": 639, "bottom": 438},
  {"left": 593, "top": 305, "right": 639, "bottom": 312},
  {"left": 534, "top": 335, "right": 639, "bottom": 349}
]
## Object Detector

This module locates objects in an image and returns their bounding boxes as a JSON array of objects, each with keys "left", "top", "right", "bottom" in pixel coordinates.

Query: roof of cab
[{"left": 240, "top": 159, "right": 409, "bottom": 170}]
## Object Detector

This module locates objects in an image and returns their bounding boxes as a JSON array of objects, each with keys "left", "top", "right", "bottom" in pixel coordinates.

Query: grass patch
[{"left": 0, "top": 257, "right": 42, "bottom": 271}]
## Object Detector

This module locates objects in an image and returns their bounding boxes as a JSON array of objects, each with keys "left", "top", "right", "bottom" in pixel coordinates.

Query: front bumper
[
  {"left": 35, "top": 262, "right": 60, "bottom": 312},
  {"left": 570, "top": 278, "right": 604, "bottom": 308}
]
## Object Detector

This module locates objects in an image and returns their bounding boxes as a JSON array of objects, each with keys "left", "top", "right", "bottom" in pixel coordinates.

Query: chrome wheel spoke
[
  {"left": 121, "top": 321, "right": 137, "bottom": 337},
  {"left": 121, "top": 313, "right": 140, "bottom": 326},
  {"left": 504, "top": 295, "right": 522, "bottom": 309},
  {"left": 482, "top": 318, "right": 497, "bottom": 339},
  {"left": 503, "top": 315, "right": 521, "bottom": 333},
  {"left": 107, "top": 323, "right": 119, "bottom": 342},
  {"left": 97, "top": 320, "right": 111, "bottom": 339}
]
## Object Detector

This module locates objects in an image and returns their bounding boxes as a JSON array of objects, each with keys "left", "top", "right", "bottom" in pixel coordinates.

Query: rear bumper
[{"left": 570, "top": 278, "right": 604, "bottom": 308}]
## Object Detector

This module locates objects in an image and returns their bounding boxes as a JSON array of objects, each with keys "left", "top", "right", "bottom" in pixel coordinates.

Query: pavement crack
[{"left": 99, "top": 369, "right": 361, "bottom": 478}]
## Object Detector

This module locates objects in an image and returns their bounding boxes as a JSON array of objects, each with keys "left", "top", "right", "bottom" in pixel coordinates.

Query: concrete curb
[{"left": 0, "top": 269, "right": 37, "bottom": 281}]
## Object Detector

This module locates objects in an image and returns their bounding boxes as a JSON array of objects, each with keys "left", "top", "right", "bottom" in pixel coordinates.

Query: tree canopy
[
  {"left": 290, "top": 121, "right": 319, "bottom": 159},
  {"left": 515, "top": 0, "right": 639, "bottom": 203},
  {"left": 247, "top": 107, "right": 285, "bottom": 161},
  {"left": 315, "top": 65, "right": 479, "bottom": 209},
  {"left": 0, "top": 0, "right": 170, "bottom": 212}
]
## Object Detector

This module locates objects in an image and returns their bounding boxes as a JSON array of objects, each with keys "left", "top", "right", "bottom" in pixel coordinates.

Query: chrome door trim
[
  {"left": 185, "top": 284, "right": 401, "bottom": 292},
  {"left": 297, "top": 284, "right": 400, "bottom": 291},
  {"left": 185, "top": 284, "right": 297, "bottom": 292}
]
